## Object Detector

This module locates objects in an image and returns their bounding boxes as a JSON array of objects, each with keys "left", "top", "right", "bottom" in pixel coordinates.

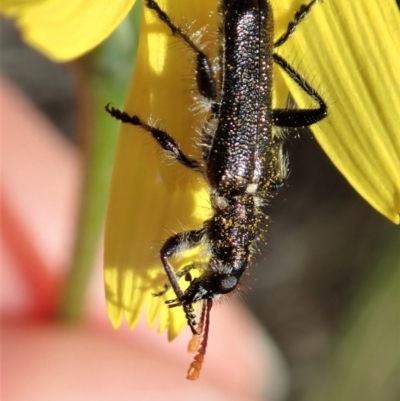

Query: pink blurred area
[
  {"left": 1, "top": 76, "right": 279, "bottom": 401},
  {"left": 1, "top": 76, "right": 82, "bottom": 318}
]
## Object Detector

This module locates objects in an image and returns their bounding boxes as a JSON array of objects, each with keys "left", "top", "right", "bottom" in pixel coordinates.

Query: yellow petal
[
  {"left": 0, "top": 0, "right": 135, "bottom": 61},
  {"left": 273, "top": 0, "right": 400, "bottom": 224},
  {"left": 104, "top": 0, "right": 215, "bottom": 340}
]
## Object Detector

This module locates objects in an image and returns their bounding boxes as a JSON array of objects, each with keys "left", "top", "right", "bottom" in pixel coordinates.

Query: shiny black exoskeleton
[{"left": 107, "top": 0, "right": 327, "bottom": 334}]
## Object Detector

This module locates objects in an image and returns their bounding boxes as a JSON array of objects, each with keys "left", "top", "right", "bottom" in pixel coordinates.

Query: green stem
[{"left": 58, "top": 3, "right": 141, "bottom": 320}]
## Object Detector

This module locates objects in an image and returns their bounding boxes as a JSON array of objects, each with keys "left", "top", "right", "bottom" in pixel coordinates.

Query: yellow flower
[
  {"left": 105, "top": 0, "right": 400, "bottom": 339},
  {"left": 9, "top": 0, "right": 396, "bottom": 338},
  {"left": 105, "top": 0, "right": 400, "bottom": 340},
  {"left": 0, "top": 0, "right": 136, "bottom": 61}
]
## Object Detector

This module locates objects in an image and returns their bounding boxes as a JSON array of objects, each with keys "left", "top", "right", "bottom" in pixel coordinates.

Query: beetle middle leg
[{"left": 106, "top": 104, "right": 201, "bottom": 171}]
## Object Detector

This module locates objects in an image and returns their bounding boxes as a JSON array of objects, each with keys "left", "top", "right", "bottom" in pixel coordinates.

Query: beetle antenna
[{"left": 186, "top": 299, "right": 213, "bottom": 380}]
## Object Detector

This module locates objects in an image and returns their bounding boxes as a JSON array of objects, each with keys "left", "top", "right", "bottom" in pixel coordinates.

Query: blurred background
[{"left": 1, "top": 2, "right": 399, "bottom": 400}]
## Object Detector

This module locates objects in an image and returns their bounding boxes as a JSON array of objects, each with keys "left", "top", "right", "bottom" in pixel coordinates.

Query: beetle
[{"left": 107, "top": 0, "right": 327, "bottom": 379}]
